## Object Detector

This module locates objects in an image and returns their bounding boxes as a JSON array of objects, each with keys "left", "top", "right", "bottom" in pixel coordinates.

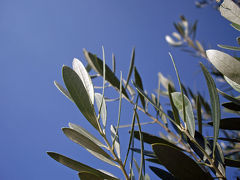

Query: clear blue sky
[{"left": 0, "top": 0, "right": 239, "bottom": 179}]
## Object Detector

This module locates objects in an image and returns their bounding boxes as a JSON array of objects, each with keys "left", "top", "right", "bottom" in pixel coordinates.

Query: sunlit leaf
[
  {"left": 218, "top": 89, "right": 240, "bottom": 105},
  {"left": 224, "top": 76, "right": 240, "bottom": 92},
  {"left": 72, "top": 58, "right": 94, "bottom": 104},
  {"left": 95, "top": 93, "right": 107, "bottom": 131},
  {"left": 200, "top": 63, "right": 220, "bottom": 155},
  {"left": 62, "top": 128, "right": 116, "bottom": 166},
  {"left": 47, "top": 152, "right": 118, "bottom": 180},
  {"left": 231, "top": 22, "right": 240, "bottom": 31},
  {"left": 149, "top": 166, "right": 175, "bottom": 180},
  {"left": 168, "top": 85, "right": 180, "bottom": 127},
  {"left": 218, "top": 44, "right": 240, "bottom": 51},
  {"left": 165, "top": 35, "right": 183, "bottom": 46},
  {"left": 208, "top": 118, "right": 240, "bottom": 130},
  {"left": 62, "top": 66, "right": 99, "bottom": 130},
  {"left": 134, "top": 67, "right": 145, "bottom": 109},
  {"left": 68, "top": 123, "right": 105, "bottom": 147},
  {"left": 206, "top": 49, "right": 240, "bottom": 84},
  {"left": 171, "top": 92, "right": 195, "bottom": 137},
  {"left": 83, "top": 49, "right": 129, "bottom": 99},
  {"left": 152, "top": 143, "right": 213, "bottom": 179},
  {"left": 220, "top": 0, "right": 240, "bottom": 25},
  {"left": 54, "top": 81, "right": 73, "bottom": 101},
  {"left": 110, "top": 125, "right": 121, "bottom": 159}
]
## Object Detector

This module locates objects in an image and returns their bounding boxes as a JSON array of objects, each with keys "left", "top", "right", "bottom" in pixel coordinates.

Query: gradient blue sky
[{"left": 0, "top": 0, "right": 239, "bottom": 179}]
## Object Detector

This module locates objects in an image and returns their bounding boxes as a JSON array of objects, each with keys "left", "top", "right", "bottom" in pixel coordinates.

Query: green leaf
[
  {"left": 78, "top": 171, "right": 102, "bottom": 180},
  {"left": 134, "top": 67, "right": 145, "bottom": 109},
  {"left": 200, "top": 63, "right": 220, "bottom": 155},
  {"left": 222, "top": 102, "right": 240, "bottom": 111},
  {"left": 133, "top": 131, "right": 184, "bottom": 151},
  {"left": 83, "top": 49, "right": 129, "bottom": 99},
  {"left": 218, "top": 89, "right": 240, "bottom": 105},
  {"left": 110, "top": 125, "right": 121, "bottom": 159},
  {"left": 152, "top": 143, "right": 213, "bottom": 180},
  {"left": 196, "top": 96, "right": 202, "bottom": 134},
  {"left": 149, "top": 166, "right": 175, "bottom": 180},
  {"left": 62, "top": 66, "right": 99, "bottom": 130},
  {"left": 225, "top": 158, "right": 240, "bottom": 168},
  {"left": 168, "top": 85, "right": 180, "bottom": 127},
  {"left": 224, "top": 75, "right": 240, "bottom": 92},
  {"left": 220, "top": 0, "right": 240, "bottom": 25},
  {"left": 171, "top": 92, "right": 195, "bottom": 137},
  {"left": 131, "top": 148, "right": 156, "bottom": 158},
  {"left": 208, "top": 118, "right": 240, "bottom": 130},
  {"left": 47, "top": 152, "right": 118, "bottom": 180},
  {"left": 62, "top": 128, "right": 116, "bottom": 166},
  {"left": 68, "top": 123, "right": 105, "bottom": 148},
  {"left": 218, "top": 137, "right": 240, "bottom": 143},
  {"left": 218, "top": 44, "right": 240, "bottom": 51},
  {"left": 125, "top": 48, "right": 135, "bottom": 88},
  {"left": 54, "top": 81, "right": 73, "bottom": 101},
  {"left": 231, "top": 22, "right": 240, "bottom": 31},
  {"left": 72, "top": 58, "right": 94, "bottom": 104},
  {"left": 95, "top": 93, "right": 107, "bottom": 131},
  {"left": 206, "top": 49, "right": 240, "bottom": 84}
]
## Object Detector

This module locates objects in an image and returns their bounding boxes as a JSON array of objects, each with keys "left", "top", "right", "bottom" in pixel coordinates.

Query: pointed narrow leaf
[
  {"left": 196, "top": 96, "right": 202, "bottom": 134},
  {"left": 83, "top": 49, "right": 129, "bottom": 99},
  {"left": 168, "top": 85, "right": 180, "bottom": 127},
  {"left": 54, "top": 81, "right": 73, "bottom": 101},
  {"left": 47, "top": 152, "right": 118, "bottom": 180},
  {"left": 110, "top": 125, "right": 121, "bottom": 159},
  {"left": 125, "top": 48, "right": 135, "bottom": 88},
  {"left": 225, "top": 158, "right": 240, "bottom": 168},
  {"left": 73, "top": 58, "right": 94, "bottom": 104},
  {"left": 95, "top": 93, "right": 107, "bottom": 130},
  {"left": 231, "top": 22, "right": 240, "bottom": 31},
  {"left": 62, "top": 128, "right": 116, "bottom": 166},
  {"left": 224, "top": 76, "right": 240, "bottom": 92},
  {"left": 133, "top": 131, "right": 184, "bottom": 151},
  {"left": 78, "top": 172, "right": 102, "bottom": 180},
  {"left": 206, "top": 49, "right": 240, "bottom": 84},
  {"left": 149, "top": 166, "right": 175, "bottom": 180},
  {"left": 208, "top": 118, "right": 240, "bottom": 130},
  {"left": 171, "top": 92, "right": 195, "bottom": 137},
  {"left": 134, "top": 67, "right": 145, "bottom": 109},
  {"left": 220, "top": 0, "right": 240, "bottom": 25},
  {"left": 218, "top": 89, "right": 240, "bottom": 105},
  {"left": 62, "top": 66, "right": 98, "bottom": 130},
  {"left": 200, "top": 63, "right": 220, "bottom": 155},
  {"left": 68, "top": 123, "right": 105, "bottom": 147},
  {"left": 222, "top": 102, "right": 240, "bottom": 111},
  {"left": 131, "top": 148, "right": 156, "bottom": 158},
  {"left": 165, "top": 35, "right": 183, "bottom": 46},
  {"left": 218, "top": 44, "right": 240, "bottom": 51},
  {"left": 152, "top": 143, "right": 213, "bottom": 180}
]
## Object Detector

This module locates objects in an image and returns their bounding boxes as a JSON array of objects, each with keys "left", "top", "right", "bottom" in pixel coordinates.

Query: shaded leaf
[
  {"left": 133, "top": 131, "right": 184, "bottom": 151},
  {"left": 95, "top": 93, "right": 107, "bottom": 130},
  {"left": 130, "top": 148, "right": 156, "bottom": 158},
  {"left": 47, "top": 152, "right": 118, "bottom": 180},
  {"left": 62, "top": 66, "right": 99, "bottom": 130},
  {"left": 218, "top": 89, "right": 240, "bottom": 105},
  {"left": 62, "top": 128, "right": 116, "bottom": 166},
  {"left": 73, "top": 58, "right": 94, "bottom": 104},
  {"left": 171, "top": 92, "right": 195, "bottom": 137},
  {"left": 125, "top": 48, "right": 135, "bottom": 88},
  {"left": 206, "top": 49, "right": 240, "bottom": 84},
  {"left": 68, "top": 123, "right": 105, "bottom": 147},
  {"left": 134, "top": 67, "right": 145, "bottom": 109},
  {"left": 225, "top": 158, "right": 240, "bottom": 168},
  {"left": 208, "top": 118, "right": 240, "bottom": 130},
  {"left": 200, "top": 63, "right": 220, "bottom": 155},
  {"left": 218, "top": 137, "right": 240, "bottom": 143},
  {"left": 78, "top": 171, "right": 102, "bottom": 180},
  {"left": 152, "top": 143, "right": 213, "bottom": 180},
  {"left": 83, "top": 49, "right": 129, "bottom": 99},
  {"left": 222, "top": 102, "right": 240, "bottom": 111},
  {"left": 168, "top": 85, "right": 180, "bottom": 128},
  {"left": 220, "top": 0, "right": 240, "bottom": 25},
  {"left": 149, "top": 166, "right": 175, "bottom": 180},
  {"left": 196, "top": 96, "right": 202, "bottom": 134}
]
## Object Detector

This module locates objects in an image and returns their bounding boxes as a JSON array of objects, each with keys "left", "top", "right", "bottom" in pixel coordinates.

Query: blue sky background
[{"left": 0, "top": 0, "right": 239, "bottom": 179}]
